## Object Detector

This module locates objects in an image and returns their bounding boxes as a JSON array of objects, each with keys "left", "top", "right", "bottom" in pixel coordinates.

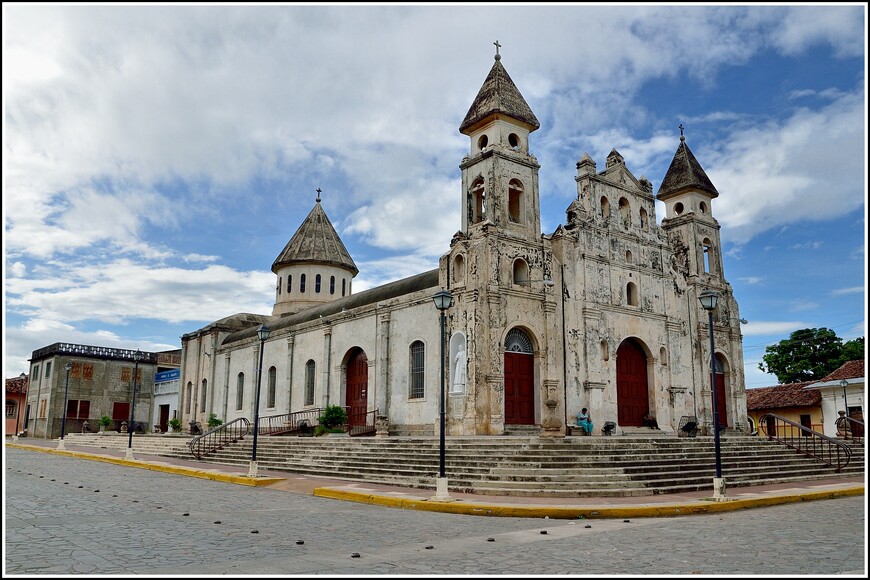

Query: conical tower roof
[
  {"left": 459, "top": 53, "right": 539, "bottom": 135},
  {"left": 656, "top": 136, "right": 719, "bottom": 200},
  {"left": 271, "top": 198, "right": 358, "bottom": 275}
]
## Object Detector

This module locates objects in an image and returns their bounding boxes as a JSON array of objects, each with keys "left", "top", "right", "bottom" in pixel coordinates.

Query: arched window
[
  {"left": 674, "top": 202, "right": 684, "bottom": 216},
  {"left": 625, "top": 250, "right": 633, "bottom": 264},
  {"left": 471, "top": 177, "right": 485, "bottom": 223},
  {"left": 453, "top": 255, "right": 466, "bottom": 285},
  {"left": 508, "top": 133, "right": 520, "bottom": 150},
  {"left": 304, "top": 360, "right": 316, "bottom": 406},
  {"left": 300, "top": 274, "right": 306, "bottom": 293},
  {"left": 703, "top": 238, "right": 714, "bottom": 274},
  {"left": 200, "top": 379, "right": 207, "bottom": 412},
  {"left": 505, "top": 328, "right": 534, "bottom": 353},
  {"left": 512, "top": 259, "right": 530, "bottom": 285},
  {"left": 627, "top": 282, "right": 638, "bottom": 306},
  {"left": 659, "top": 347, "right": 668, "bottom": 365},
  {"left": 330, "top": 276, "right": 335, "bottom": 295},
  {"left": 236, "top": 373, "right": 245, "bottom": 411},
  {"left": 619, "top": 197, "right": 630, "bottom": 224},
  {"left": 185, "top": 382, "right": 193, "bottom": 414},
  {"left": 342, "top": 279, "right": 346, "bottom": 297},
  {"left": 287, "top": 274, "right": 292, "bottom": 293},
  {"left": 409, "top": 341, "right": 425, "bottom": 399},
  {"left": 508, "top": 179, "right": 523, "bottom": 223},
  {"left": 600, "top": 196, "right": 610, "bottom": 219},
  {"left": 640, "top": 207, "right": 648, "bottom": 231},
  {"left": 267, "top": 366, "right": 277, "bottom": 408},
  {"left": 477, "top": 134, "right": 488, "bottom": 151},
  {"left": 699, "top": 201, "right": 707, "bottom": 214},
  {"left": 277, "top": 276, "right": 281, "bottom": 295},
  {"left": 600, "top": 340, "right": 609, "bottom": 361},
  {"left": 315, "top": 274, "right": 322, "bottom": 293}
]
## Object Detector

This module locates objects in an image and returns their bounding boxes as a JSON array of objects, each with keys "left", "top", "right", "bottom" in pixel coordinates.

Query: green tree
[{"left": 758, "top": 327, "right": 863, "bottom": 384}]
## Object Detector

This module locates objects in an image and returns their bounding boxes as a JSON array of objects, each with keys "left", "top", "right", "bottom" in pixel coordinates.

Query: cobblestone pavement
[{"left": 4, "top": 448, "right": 867, "bottom": 576}]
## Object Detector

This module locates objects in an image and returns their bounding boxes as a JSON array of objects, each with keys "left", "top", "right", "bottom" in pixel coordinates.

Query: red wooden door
[
  {"left": 346, "top": 349, "right": 368, "bottom": 427},
  {"left": 504, "top": 352, "right": 534, "bottom": 424},
  {"left": 715, "top": 372, "right": 729, "bottom": 428},
  {"left": 616, "top": 339, "right": 648, "bottom": 426}
]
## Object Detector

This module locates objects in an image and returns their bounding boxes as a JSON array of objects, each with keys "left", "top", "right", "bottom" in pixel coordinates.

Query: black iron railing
[
  {"left": 346, "top": 408, "right": 378, "bottom": 437},
  {"left": 759, "top": 413, "right": 852, "bottom": 472},
  {"left": 260, "top": 408, "right": 328, "bottom": 436},
  {"left": 189, "top": 417, "right": 251, "bottom": 459}
]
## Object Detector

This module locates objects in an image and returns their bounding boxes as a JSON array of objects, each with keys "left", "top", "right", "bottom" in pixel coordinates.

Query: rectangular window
[
  {"left": 45, "top": 361, "right": 52, "bottom": 378},
  {"left": 66, "top": 400, "right": 91, "bottom": 419},
  {"left": 32, "top": 365, "right": 40, "bottom": 382},
  {"left": 800, "top": 413, "right": 812, "bottom": 436},
  {"left": 38, "top": 399, "right": 47, "bottom": 418},
  {"left": 409, "top": 341, "right": 425, "bottom": 399},
  {"left": 200, "top": 382, "right": 207, "bottom": 412},
  {"left": 5, "top": 401, "right": 14, "bottom": 417},
  {"left": 304, "top": 361, "right": 315, "bottom": 406},
  {"left": 267, "top": 367, "right": 276, "bottom": 408},
  {"left": 113, "top": 402, "right": 130, "bottom": 421}
]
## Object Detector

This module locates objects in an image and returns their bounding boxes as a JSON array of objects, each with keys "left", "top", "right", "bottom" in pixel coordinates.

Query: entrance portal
[
  {"left": 346, "top": 348, "right": 368, "bottom": 427},
  {"left": 504, "top": 328, "right": 534, "bottom": 425},
  {"left": 616, "top": 338, "right": 649, "bottom": 426}
]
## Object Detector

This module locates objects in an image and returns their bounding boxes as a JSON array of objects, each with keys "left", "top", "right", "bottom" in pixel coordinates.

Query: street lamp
[
  {"left": 57, "top": 362, "right": 73, "bottom": 450},
  {"left": 840, "top": 378, "right": 849, "bottom": 414},
  {"left": 698, "top": 289, "right": 726, "bottom": 501},
  {"left": 432, "top": 288, "right": 454, "bottom": 501},
  {"left": 248, "top": 324, "right": 271, "bottom": 477},
  {"left": 12, "top": 373, "right": 26, "bottom": 443},
  {"left": 125, "top": 349, "right": 144, "bottom": 460}
]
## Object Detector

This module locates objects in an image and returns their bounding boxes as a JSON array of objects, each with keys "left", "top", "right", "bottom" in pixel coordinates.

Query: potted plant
[
  {"left": 168, "top": 417, "right": 182, "bottom": 433},
  {"left": 315, "top": 404, "right": 348, "bottom": 436},
  {"left": 207, "top": 413, "right": 223, "bottom": 429},
  {"left": 98, "top": 415, "right": 112, "bottom": 434}
]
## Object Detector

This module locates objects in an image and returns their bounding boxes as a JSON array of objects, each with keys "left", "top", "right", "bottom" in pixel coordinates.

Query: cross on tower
[
  {"left": 316, "top": 188, "right": 322, "bottom": 203},
  {"left": 494, "top": 40, "right": 501, "bottom": 57},
  {"left": 679, "top": 124, "right": 684, "bottom": 137}
]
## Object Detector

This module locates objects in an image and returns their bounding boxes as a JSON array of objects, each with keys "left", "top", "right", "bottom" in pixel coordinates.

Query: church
[{"left": 178, "top": 50, "right": 747, "bottom": 438}]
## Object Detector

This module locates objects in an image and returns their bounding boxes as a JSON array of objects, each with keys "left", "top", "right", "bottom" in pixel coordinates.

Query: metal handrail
[
  {"left": 835, "top": 415, "right": 865, "bottom": 443},
  {"left": 261, "top": 409, "right": 326, "bottom": 436},
  {"left": 189, "top": 417, "right": 251, "bottom": 460},
  {"left": 759, "top": 413, "right": 852, "bottom": 472},
  {"left": 346, "top": 408, "right": 378, "bottom": 437}
]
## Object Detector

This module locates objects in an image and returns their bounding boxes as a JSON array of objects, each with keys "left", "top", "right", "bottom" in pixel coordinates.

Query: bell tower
[{"left": 458, "top": 42, "right": 541, "bottom": 242}]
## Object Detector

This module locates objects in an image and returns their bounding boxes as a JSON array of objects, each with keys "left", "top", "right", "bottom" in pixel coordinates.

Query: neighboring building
[
  {"left": 152, "top": 360, "right": 182, "bottom": 433},
  {"left": 23, "top": 343, "right": 181, "bottom": 439},
  {"left": 5, "top": 373, "right": 28, "bottom": 437},
  {"left": 805, "top": 359, "right": 865, "bottom": 437},
  {"left": 745, "top": 381, "right": 822, "bottom": 437},
  {"left": 179, "top": 51, "right": 747, "bottom": 437}
]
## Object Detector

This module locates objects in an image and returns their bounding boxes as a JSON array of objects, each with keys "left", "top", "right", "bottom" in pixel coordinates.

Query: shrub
[
  {"left": 99, "top": 415, "right": 112, "bottom": 428},
  {"left": 207, "top": 413, "right": 223, "bottom": 428},
  {"left": 168, "top": 417, "right": 182, "bottom": 432},
  {"left": 317, "top": 405, "right": 347, "bottom": 429}
]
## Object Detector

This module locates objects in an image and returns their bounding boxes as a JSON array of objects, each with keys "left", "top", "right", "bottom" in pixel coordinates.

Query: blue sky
[{"left": 3, "top": 4, "right": 867, "bottom": 390}]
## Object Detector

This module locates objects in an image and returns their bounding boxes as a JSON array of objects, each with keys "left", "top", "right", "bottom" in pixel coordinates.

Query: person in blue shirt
[{"left": 576, "top": 408, "right": 593, "bottom": 435}]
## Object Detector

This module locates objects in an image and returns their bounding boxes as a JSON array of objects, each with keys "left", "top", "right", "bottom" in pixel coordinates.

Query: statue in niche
[{"left": 453, "top": 342, "right": 467, "bottom": 392}]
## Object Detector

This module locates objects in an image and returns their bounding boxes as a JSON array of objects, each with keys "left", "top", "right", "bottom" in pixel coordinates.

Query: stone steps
[{"left": 60, "top": 433, "right": 863, "bottom": 497}]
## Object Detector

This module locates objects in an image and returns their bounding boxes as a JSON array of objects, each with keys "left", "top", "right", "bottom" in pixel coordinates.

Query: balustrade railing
[
  {"left": 759, "top": 413, "right": 852, "bottom": 472},
  {"left": 346, "top": 408, "right": 378, "bottom": 436}
]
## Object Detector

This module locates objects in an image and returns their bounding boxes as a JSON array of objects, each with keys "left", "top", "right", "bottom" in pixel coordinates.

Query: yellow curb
[
  {"left": 313, "top": 485, "right": 865, "bottom": 519},
  {"left": 7, "top": 443, "right": 284, "bottom": 487}
]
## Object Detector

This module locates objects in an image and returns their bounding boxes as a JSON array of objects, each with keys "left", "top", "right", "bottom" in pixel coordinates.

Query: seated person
[
  {"left": 642, "top": 413, "right": 660, "bottom": 430},
  {"left": 576, "top": 408, "right": 593, "bottom": 435}
]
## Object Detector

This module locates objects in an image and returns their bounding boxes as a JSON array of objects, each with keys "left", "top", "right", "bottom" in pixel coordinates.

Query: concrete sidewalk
[{"left": 6, "top": 438, "right": 864, "bottom": 520}]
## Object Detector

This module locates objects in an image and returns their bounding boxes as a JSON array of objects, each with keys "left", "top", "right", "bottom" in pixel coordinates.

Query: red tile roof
[
  {"left": 5, "top": 375, "right": 28, "bottom": 394},
  {"left": 819, "top": 359, "right": 865, "bottom": 382},
  {"left": 745, "top": 380, "right": 820, "bottom": 411}
]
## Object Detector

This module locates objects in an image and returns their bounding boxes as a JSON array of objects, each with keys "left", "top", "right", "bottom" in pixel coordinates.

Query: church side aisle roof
[
  {"left": 271, "top": 199, "right": 359, "bottom": 275},
  {"left": 656, "top": 136, "right": 719, "bottom": 200},
  {"left": 459, "top": 55, "right": 540, "bottom": 134}
]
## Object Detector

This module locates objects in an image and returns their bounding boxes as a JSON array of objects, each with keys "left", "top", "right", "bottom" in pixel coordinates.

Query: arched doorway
[
  {"left": 345, "top": 348, "right": 368, "bottom": 427},
  {"left": 504, "top": 328, "right": 535, "bottom": 425},
  {"left": 616, "top": 338, "right": 649, "bottom": 426},
  {"left": 714, "top": 353, "right": 729, "bottom": 428}
]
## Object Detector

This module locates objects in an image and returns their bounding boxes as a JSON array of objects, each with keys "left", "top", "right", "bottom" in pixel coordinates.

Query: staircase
[{"left": 60, "top": 432, "right": 864, "bottom": 498}]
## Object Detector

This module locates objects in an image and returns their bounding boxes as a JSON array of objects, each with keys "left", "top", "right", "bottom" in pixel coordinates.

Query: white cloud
[
  {"left": 740, "top": 321, "right": 810, "bottom": 336},
  {"left": 830, "top": 286, "right": 864, "bottom": 296}
]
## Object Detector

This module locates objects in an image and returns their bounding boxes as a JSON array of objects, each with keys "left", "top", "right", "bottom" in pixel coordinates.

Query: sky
[{"left": 3, "top": 3, "right": 867, "bottom": 391}]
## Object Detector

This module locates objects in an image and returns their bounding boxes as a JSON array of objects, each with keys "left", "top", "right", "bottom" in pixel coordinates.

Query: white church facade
[{"left": 179, "top": 51, "right": 747, "bottom": 438}]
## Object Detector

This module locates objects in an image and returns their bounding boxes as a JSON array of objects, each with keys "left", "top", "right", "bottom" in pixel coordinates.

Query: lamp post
[
  {"left": 698, "top": 289, "right": 726, "bottom": 500},
  {"left": 432, "top": 288, "right": 454, "bottom": 500},
  {"left": 57, "top": 362, "right": 73, "bottom": 450},
  {"left": 125, "top": 349, "right": 144, "bottom": 460},
  {"left": 248, "top": 324, "right": 271, "bottom": 477},
  {"left": 12, "top": 373, "right": 26, "bottom": 443},
  {"left": 840, "top": 378, "right": 849, "bottom": 414}
]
